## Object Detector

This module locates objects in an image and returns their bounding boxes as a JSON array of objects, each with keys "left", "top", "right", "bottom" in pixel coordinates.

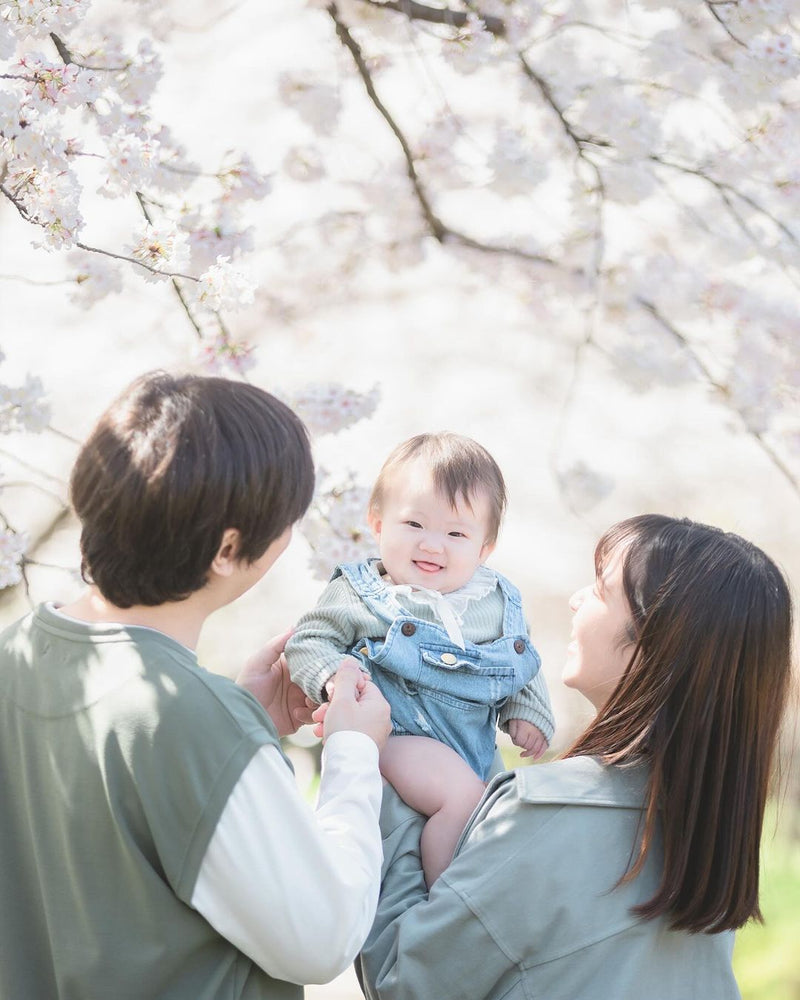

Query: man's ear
[
  {"left": 211, "top": 528, "right": 242, "bottom": 578},
  {"left": 366, "top": 507, "right": 382, "bottom": 541},
  {"left": 479, "top": 539, "right": 496, "bottom": 563}
]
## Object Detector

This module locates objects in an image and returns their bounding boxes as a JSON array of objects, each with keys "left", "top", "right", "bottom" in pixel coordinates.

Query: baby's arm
[
  {"left": 498, "top": 662, "right": 555, "bottom": 753},
  {"left": 380, "top": 735, "right": 486, "bottom": 888},
  {"left": 284, "top": 574, "right": 372, "bottom": 703},
  {"left": 505, "top": 718, "right": 547, "bottom": 760}
]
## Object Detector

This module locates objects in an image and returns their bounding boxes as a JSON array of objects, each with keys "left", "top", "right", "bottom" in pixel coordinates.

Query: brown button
[
  {"left": 401, "top": 622, "right": 417, "bottom": 637},
  {"left": 513, "top": 639, "right": 526, "bottom": 654}
]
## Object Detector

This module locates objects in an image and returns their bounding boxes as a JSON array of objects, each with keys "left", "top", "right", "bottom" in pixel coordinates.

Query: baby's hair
[{"left": 369, "top": 432, "right": 507, "bottom": 544}]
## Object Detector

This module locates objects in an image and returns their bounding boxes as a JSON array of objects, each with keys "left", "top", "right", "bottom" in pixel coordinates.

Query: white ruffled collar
[{"left": 383, "top": 565, "right": 497, "bottom": 649}]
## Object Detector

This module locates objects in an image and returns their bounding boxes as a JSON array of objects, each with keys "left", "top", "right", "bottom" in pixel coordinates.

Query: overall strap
[
  {"left": 333, "top": 559, "right": 403, "bottom": 625},
  {"left": 493, "top": 570, "right": 528, "bottom": 635}
]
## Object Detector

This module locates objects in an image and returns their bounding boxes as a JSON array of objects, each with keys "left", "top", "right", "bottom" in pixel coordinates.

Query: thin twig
[
  {"left": 74, "top": 241, "right": 197, "bottom": 281},
  {"left": 135, "top": 192, "right": 204, "bottom": 338},
  {"left": 702, "top": 1, "right": 747, "bottom": 47},
  {"left": 1, "top": 481, "right": 70, "bottom": 506},
  {"left": 0, "top": 447, "right": 69, "bottom": 487},
  {"left": 651, "top": 155, "right": 800, "bottom": 248},
  {"left": 639, "top": 298, "right": 800, "bottom": 492},
  {"left": 46, "top": 425, "right": 82, "bottom": 446},
  {"left": 0, "top": 274, "right": 68, "bottom": 287},
  {"left": 0, "top": 183, "right": 196, "bottom": 280}
]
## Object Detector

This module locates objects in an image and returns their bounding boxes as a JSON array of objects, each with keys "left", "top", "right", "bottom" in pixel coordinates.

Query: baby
[{"left": 286, "top": 432, "right": 554, "bottom": 885}]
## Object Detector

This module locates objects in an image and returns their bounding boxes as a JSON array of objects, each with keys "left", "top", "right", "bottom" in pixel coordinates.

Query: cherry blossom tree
[{"left": 1, "top": 0, "right": 799, "bottom": 594}]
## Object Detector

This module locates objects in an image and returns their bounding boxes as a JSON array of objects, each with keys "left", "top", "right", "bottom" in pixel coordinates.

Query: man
[{"left": 0, "top": 371, "right": 390, "bottom": 999}]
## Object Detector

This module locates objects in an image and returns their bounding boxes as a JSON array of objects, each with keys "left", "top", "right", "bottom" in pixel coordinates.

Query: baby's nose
[{"left": 419, "top": 533, "right": 444, "bottom": 552}]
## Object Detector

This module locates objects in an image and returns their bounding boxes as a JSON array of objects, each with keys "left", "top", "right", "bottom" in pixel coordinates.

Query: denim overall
[{"left": 335, "top": 559, "right": 541, "bottom": 780}]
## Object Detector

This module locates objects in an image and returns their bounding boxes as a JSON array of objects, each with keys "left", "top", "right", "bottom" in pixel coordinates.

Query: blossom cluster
[
  {"left": 278, "top": 383, "right": 381, "bottom": 438},
  {"left": 0, "top": 527, "right": 27, "bottom": 590},
  {"left": 300, "top": 470, "right": 374, "bottom": 581},
  {"left": 0, "top": 374, "right": 51, "bottom": 434},
  {"left": 5, "top": 0, "right": 800, "bottom": 593},
  {"left": 273, "top": 0, "right": 800, "bottom": 497},
  {"left": 0, "top": 0, "right": 270, "bottom": 366}
]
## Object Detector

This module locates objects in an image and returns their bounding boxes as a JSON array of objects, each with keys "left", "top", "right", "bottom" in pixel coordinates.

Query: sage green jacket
[{"left": 358, "top": 756, "right": 740, "bottom": 1000}]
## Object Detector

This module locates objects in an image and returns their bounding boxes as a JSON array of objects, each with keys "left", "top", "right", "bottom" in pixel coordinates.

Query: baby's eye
[
  {"left": 448, "top": 531, "right": 467, "bottom": 538},
  {"left": 405, "top": 520, "right": 423, "bottom": 529}
]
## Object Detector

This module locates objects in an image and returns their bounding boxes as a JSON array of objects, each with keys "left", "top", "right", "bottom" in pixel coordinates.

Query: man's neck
[{"left": 58, "top": 588, "right": 212, "bottom": 650}]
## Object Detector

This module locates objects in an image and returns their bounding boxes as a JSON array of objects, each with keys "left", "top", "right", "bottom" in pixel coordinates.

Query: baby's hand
[
  {"left": 323, "top": 655, "right": 366, "bottom": 701},
  {"left": 507, "top": 719, "right": 547, "bottom": 760}
]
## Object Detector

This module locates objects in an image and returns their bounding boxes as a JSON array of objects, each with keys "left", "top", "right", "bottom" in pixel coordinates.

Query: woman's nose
[{"left": 569, "top": 587, "right": 587, "bottom": 612}]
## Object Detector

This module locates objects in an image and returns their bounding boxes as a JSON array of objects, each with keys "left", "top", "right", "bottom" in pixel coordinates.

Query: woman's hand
[{"left": 237, "top": 629, "right": 317, "bottom": 736}]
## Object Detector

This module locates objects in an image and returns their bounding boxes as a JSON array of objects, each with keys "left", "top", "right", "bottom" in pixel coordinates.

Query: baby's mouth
[{"left": 413, "top": 560, "right": 443, "bottom": 573}]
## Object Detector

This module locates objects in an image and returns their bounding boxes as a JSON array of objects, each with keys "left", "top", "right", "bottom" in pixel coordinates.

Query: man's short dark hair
[{"left": 70, "top": 371, "right": 314, "bottom": 607}]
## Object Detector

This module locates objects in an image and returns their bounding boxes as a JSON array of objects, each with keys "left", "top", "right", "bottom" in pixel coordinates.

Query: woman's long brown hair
[{"left": 566, "top": 514, "right": 793, "bottom": 932}]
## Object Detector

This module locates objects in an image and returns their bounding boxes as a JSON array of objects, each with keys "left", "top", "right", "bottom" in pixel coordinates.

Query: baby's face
[{"left": 368, "top": 461, "right": 495, "bottom": 594}]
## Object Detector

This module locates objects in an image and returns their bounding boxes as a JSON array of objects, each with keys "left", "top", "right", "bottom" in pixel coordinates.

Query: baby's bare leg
[{"left": 380, "top": 735, "right": 486, "bottom": 887}]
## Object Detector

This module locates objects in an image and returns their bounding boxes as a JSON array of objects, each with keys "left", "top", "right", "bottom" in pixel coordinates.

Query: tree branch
[
  {"left": 638, "top": 298, "right": 800, "bottom": 492},
  {"left": 44, "top": 36, "right": 206, "bottom": 339},
  {"left": 359, "top": 0, "right": 506, "bottom": 37},
  {"left": 327, "top": 2, "right": 560, "bottom": 268},
  {"left": 328, "top": 3, "right": 446, "bottom": 240},
  {"left": 50, "top": 32, "right": 129, "bottom": 72}
]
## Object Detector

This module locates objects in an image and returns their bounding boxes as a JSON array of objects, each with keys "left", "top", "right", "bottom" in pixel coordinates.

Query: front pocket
[{"left": 418, "top": 646, "right": 518, "bottom": 704}]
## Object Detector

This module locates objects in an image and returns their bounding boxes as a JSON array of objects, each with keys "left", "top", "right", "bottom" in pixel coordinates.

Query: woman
[{"left": 357, "top": 514, "right": 794, "bottom": 1000}]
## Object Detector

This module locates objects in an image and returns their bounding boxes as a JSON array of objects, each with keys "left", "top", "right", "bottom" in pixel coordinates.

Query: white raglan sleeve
[{"left": 191, "top": 731, "right": 383, "bottom": 984}]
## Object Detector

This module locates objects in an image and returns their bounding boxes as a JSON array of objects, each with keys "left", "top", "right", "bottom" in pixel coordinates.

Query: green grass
[{"left": 734, "top": 811, "right": 800, "bottom": 1000}]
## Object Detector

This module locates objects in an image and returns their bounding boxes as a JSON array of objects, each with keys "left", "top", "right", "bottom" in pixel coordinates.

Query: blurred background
[{"left": 1, "top": 1, "right": 798, "bottom": 997}]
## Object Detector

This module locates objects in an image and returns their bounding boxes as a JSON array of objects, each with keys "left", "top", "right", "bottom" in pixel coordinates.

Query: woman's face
[{"left": 562, "top": 547, "right": 635, "bottom": 711}]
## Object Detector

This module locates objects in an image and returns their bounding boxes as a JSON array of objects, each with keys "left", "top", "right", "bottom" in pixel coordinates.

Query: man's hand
[
  {"left": 507, "top": 718, "right": 547, "bottom": 760},
  {"left": 237, "top": 629, "right": 316, "bottom": 737},
  {"left": 311, "top": 657, "right": 391, "bottom": 750}
]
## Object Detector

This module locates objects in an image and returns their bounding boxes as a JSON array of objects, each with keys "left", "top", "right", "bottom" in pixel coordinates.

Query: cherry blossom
[
  {"left": 196, "top": 257, "right": 255, "bottom": 313},
  {"left": 0, "top": 374, "right": 51, "bottom": 434},
  {"left": 300, "top": 471, "right": 374, "bottom": 581},
  {"left": 2, "top": 0, "right": 800, "bottom": 594},
  {"left": 0, "top": 528, "right": 27, "bottom": 590},
  {"left": 127, "top": 220, "right": 189, "bottom": 275},
  {"left": 278, "top": 384, "right": 381, "bottom": 438}
]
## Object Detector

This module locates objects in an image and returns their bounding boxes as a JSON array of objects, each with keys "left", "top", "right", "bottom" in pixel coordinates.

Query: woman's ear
[{"left": 211, "top": 528, "right": 242, "bottom": 578}]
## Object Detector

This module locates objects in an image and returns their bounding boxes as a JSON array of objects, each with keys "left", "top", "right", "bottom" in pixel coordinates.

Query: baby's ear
[
  {"left": 367, "top": 506, "right": 382, "bottom": 539},
  {"left": 479, "top": 539, "right": 496, "bottom": 563}
]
